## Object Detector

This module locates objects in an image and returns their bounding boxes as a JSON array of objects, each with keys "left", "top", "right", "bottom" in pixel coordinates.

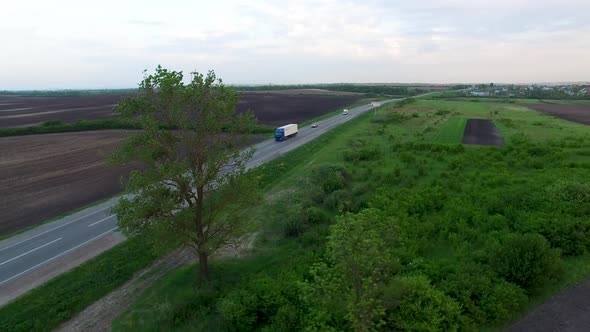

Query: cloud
[{"left": 0, "top": 0, "right": 589, "bottom": 88}]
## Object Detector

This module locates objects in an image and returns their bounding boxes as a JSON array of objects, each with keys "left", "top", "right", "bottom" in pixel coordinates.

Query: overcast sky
[{"left": 1, "top": 0, "right": 589, "bottom": 89}]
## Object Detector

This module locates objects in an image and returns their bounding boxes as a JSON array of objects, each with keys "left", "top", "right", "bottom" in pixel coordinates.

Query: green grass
[
  {"left": 111, "top": 98, "right": 590, "bottom": 331},
  {"left": 434, "top": 117, "right": 467, "bottom": 144}
]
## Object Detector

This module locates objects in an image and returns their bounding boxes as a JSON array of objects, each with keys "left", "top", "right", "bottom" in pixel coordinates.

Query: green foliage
[
  {"left": 492, "top": 233, "right": 562, "bottom": 290},
  {"left": 383, "top": 275, "right": 462, "bottom": 332},
  {"left": 303, "top": 209, "right": 399, "bottom": 331},
  {"left": 110, "top": 97, "right": 590, "bottom": 331}
]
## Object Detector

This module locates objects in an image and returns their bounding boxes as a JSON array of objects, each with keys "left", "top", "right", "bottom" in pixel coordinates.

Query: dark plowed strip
[{"left": 461, "top": 119, "right": 504, "bottom": 146}]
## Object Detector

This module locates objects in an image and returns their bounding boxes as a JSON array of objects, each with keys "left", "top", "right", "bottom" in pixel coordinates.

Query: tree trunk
[{"left": 198, "top": 252, "right": 209, "bottom": 280}]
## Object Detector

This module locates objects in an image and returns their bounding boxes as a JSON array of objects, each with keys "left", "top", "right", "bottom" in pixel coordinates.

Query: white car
[{"left": 311, "top": 123, "right": 318, "bottom": 128}]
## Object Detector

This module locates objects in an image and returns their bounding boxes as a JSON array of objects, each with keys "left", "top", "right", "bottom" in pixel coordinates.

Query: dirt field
[
  {"left": 527, "top": 103, "right": 590, "bottom": 125},
  {"left": 0, "top": 131, "right": 142, "bottom": 235},
  {"left": 0, "top": 93, "right": 362, "bottom": 128},
  {"left": 0, "top": 95, "right": 126, "bottom": 128},
  {"left": 462, "top": 119, "right": 505, "bottom": 146}
]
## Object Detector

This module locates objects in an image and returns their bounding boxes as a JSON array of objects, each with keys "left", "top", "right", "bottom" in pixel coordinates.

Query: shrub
[
  {"left": 535, "top": 218, "right": 590, "bottom": 256},
  {"left": 383, "top": 275, "right": 462, "bottom": 331},
  {"left": 492, "top": 233, "right": 561, "bottom": 290},
  {"left": 307, "top": 207, "right": 332, "bottom": 224},
  {"left": 480, "top": 280, "right": 528, "bottom": 325}
]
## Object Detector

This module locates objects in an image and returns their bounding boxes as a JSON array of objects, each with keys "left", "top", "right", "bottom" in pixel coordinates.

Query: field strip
[
  {"left": 0, "top": 238, "right": 62, "bottom": 267},
  {"left": 88, "top": 215, "right": 116, "bottom": 227},
  {"left": 0, "top": 227, "right": 118, "bottom": 286},
  {"left": 0, "top": 206, "right": 111, "bottom": 253},
  {"left": 0, "top": 107, "right": 34, "bottom": 113}
]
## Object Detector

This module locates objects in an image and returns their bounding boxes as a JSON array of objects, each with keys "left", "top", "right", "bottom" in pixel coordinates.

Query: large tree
[{"left": 112, "top": 66, "right": 260, "bottom": 280}]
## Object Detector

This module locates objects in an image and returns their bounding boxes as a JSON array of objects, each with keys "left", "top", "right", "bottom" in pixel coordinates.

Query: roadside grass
[
  {"left": 434, "top": 116, "right": 467, "bottom": 144},
  {"left": 111, "top": 98, "right": 590, "bottom": 331}
]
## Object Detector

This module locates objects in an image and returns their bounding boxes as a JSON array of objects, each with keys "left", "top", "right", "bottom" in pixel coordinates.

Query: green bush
[
  {"left": 480, "top": 280, "right": 528, "bottom": 325},
  {"left": 492, "top": 233, "right": 561, "bottom": 290},
  {"left": 383, "top": 275, "right": 462, "bottom": 331}
]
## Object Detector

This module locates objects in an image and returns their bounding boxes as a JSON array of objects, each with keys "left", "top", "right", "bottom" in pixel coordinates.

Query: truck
[
  {"left": 274, "top": 124, "right": 298, "bottom": 142},
  {"left": 342, "top": 109, "right": 349, "bottom": 115},
  {"left": 370, "top": 102, "right": 380, "bottom": 107}
]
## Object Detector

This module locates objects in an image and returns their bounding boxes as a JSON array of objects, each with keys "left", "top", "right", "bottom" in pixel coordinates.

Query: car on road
[
  {"left": 311, "top": 123, "right": 318, "bottom": 128},
  {"left": 342, "top": 109, "right": 349, "bottom": 115}
]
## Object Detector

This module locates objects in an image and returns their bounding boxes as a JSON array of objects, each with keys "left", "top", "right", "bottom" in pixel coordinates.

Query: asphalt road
[{"left": 0, "top": 98, "right": 398, "bottom": 295}]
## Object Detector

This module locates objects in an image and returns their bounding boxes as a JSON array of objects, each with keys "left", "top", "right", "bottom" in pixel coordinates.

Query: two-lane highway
[{"left": 0, "top": 98, "right": 398, "bottom": 302}]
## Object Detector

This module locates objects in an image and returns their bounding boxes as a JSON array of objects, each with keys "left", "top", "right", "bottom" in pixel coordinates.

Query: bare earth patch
[
  {"left": 462, "top": 119, "right": 504, "bottom": 146},
  {"left": 0, "top": 130, "right": 141, "bottom": 235},
  {"left": 527, "top": 103, "right": 590, "bottom": 125}
]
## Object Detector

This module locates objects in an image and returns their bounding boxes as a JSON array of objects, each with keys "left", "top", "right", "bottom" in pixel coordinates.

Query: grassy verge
[
  {"left": 434, "top": 116, "right": 467, "bottom": 144},
  {"left": 112, "top": 98, "right": 590, "bottom": 331}
]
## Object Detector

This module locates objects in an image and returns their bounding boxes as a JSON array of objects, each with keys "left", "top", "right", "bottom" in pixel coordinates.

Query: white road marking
[
  {"left": 0, "top": 206, "right": 112, "bottom": 253},
  {"left": 0, "top": 227, "right": 118, "bottom": 286},
  {"left": 0, "top": 238, "right": 62, "bottom": 267},
  {"left": 88, "top": 214, "right": 116, "bottom": 227}
]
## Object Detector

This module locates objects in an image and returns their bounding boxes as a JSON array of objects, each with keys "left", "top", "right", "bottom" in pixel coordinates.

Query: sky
[{"left": 1, "top": 0, "right": 589, "bottom": 89}]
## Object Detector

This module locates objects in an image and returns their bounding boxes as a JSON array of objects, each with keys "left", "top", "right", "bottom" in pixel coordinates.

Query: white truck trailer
[{"left": 274, "top": 124, "right": 298, "bottom": 141}]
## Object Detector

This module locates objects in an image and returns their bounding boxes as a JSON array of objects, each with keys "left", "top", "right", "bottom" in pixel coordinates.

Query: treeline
[
  {"left": 0, "top": 89, "right": 138, "bottom": 97},
  {"left": 235, "top": 84, "right": 425, "bottom": 96}
]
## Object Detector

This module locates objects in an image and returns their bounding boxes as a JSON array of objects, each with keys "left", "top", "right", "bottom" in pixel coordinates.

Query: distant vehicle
[
  {"left": 370, "top": 102, "right": 380, "bottom": 107},
  {"left": 311, "top": 123, "right": 318, "bottom": 128},
  {"left": 274, "top": 124, "right": 298, "bottom": 142},
  {"left": 342, "top": 109, "right": 349, "bottom": 115}
]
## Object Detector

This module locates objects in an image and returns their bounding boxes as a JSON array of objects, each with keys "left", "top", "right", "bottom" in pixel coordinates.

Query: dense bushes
[{"left": 492, "top": 233, "right": 561, "bottom": 290}]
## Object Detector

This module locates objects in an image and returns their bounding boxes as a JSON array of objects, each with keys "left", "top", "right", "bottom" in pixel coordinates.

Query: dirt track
[
  {"left": 527, "top": 103, "right": 590, "bottom": 125},
  {"left": 462, "top": 119, "right": 504, "bottom": 146},
  {"left": 0, "top": 131, "right": 141, "bottom": 235}
]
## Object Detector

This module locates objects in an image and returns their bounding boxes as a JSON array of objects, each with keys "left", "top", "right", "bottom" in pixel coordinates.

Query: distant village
[{"left": 465, "top": 83, "right": 589, "bottom": 99}]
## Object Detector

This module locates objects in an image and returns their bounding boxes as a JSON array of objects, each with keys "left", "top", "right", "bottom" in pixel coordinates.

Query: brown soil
[
  {"left": 462, "top": 119, "right": 505, "bottom": 146},
  {"left": 0, "top": 95, "right": 126, "bottom": 127},
  {"left": 237, "top": 93, "right": 362, "bottom": 126},
  {"left": 0, "top": 93, "right": 362, "bottom": 128},
  {"left": 505, "top": 278, "right": 590, "bottom": 331},
  {"left": 0, "top": 130, "right": 141, "bottom": 235},
  {"left": 527, "top": 103, "right": 590, "bottom": 125}
]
